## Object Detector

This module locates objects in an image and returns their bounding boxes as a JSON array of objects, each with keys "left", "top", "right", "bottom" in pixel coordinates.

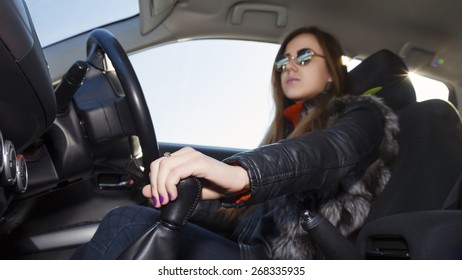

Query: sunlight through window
[
  {"left": 346, "top": 58, "right": 449, "bottom": 102},
  {"left": 408, "top": 72, "right": 449, "bottom": 102}
]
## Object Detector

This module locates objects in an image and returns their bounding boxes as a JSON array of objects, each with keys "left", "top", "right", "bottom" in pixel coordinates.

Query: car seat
[
  {"left": 302, "top": 49, "right": 462, "bottom": 259},
  {"left": 0, "top": 0, "right": 56, "bottom": 151},
  {"left": 348, "top": 49, "right": 416, "bottom": 111},
  {"left": 354, "top": 97, "right": 462, "bottom": 259}
]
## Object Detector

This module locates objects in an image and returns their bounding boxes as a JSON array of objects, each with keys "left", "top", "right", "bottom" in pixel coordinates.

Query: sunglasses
[{"left": 275, "top": 48, "right": 325, "bottom": 72}]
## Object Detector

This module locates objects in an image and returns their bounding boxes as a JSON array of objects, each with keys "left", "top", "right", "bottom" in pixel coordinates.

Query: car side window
[
  {"left": 129, "top": 40, "right": 279, "bottom": 149},
  {"left": 130, "top": 40, "right": 452, "bottom": 150}
]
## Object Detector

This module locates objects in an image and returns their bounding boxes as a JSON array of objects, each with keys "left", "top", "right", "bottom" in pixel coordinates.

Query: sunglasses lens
[
  {"left": 275, "top": 49, "right": 315, "bottom": 72},
  {"left": 296, "top": 49, "right": 313, "bottom": 65},
  {"left": 275, "top": 55, "right": 289, "bottom": 72}
]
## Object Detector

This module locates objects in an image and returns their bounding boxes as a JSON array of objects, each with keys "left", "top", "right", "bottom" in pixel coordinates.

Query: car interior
[{"left": 0, "top": 0, "right": 462, "bottom": 260}]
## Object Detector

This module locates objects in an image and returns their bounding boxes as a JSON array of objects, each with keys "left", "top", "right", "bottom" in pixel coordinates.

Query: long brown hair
[{"left": 261, "top": 26, "right": 349, "bottom": 145}]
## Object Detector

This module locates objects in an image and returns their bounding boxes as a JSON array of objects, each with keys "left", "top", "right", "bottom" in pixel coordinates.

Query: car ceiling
[{"left": 44, "top": 0, "right": 462, "bottom": 111}]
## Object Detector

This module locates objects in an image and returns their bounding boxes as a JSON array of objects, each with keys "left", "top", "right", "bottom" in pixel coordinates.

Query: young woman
[{"left": 72, "top": 26, "right": 399, "bottom": 260}]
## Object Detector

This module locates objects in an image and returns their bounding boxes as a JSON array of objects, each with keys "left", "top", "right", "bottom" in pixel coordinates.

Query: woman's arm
[
  {"left": 143, "top": 98, "right": 386, "bottom": 208},
  {"left": 222, "top": 99, "right": 386, "bottom": 206}
]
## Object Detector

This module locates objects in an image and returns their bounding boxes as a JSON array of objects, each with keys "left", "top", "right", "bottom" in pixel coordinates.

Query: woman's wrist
[
  {"left": 207, "top": 161, "right": 250, "bottom": 197},
  {"left": 216, "top": 165, "right": 252, "bottom": 206},
  {"left": 215, "top": 165, "right": 250, "bottom": 199},
  {"left": 195, "top": 156, "right": 248, "bottom": 196},
  {"left": 231, "top": 165, "right": 250, "bottom": 194}
]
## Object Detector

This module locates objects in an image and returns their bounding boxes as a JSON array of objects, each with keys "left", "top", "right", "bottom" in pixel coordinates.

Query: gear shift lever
[
  {"left": 117, "top": 177, "right": 202, "bottom": 259},
  {"left": 300, "top": 210, "right": 362, "bottom": 259}
]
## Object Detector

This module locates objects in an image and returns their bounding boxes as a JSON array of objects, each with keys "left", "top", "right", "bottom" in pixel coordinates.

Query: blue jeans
[{"left": 71, "top": 205, "right": 240, "bottom": 259}]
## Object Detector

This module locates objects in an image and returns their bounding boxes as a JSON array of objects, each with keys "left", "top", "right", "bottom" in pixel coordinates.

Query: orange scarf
[{"left": 283, "top": 102, "right": 304, "bottom": 127}]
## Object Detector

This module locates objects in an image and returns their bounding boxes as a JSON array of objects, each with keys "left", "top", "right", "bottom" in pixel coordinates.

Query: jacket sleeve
[{"left": 221, "top": 99, "right": 385, "bottom": 207}]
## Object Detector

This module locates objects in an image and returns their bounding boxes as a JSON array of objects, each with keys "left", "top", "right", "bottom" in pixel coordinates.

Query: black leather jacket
[{"left": 192, "top": 96, "right": 394, "bottom": 259}]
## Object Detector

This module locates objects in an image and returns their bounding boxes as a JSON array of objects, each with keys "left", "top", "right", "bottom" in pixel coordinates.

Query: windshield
[{"left": 25, "top": 0, "right": 139, "bottom": 47}]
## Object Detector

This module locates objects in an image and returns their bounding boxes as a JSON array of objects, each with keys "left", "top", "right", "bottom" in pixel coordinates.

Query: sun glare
[
  {"left": 408, "top": 72, "right": 449, "bottom": 102},
  {"left": 346, "top": 58, "right": 449, "bottom": 102}
]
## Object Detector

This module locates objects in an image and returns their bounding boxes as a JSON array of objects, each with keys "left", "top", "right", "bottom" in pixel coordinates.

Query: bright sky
[{"left": 25, "top": 0, "right": 138, "bottom": 47}]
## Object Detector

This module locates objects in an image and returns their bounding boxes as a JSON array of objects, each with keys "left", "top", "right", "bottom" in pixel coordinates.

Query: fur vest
[{"left": 270, "top": 95, "right": 399, "bottom": 259}]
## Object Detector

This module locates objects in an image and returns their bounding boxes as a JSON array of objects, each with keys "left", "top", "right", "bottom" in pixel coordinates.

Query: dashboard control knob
[
  {"left": 2, "top": 140, "right": 17, "bottom": 186},
  {"left": 14, "top": 154, "right": 28, "bottom": 193}
]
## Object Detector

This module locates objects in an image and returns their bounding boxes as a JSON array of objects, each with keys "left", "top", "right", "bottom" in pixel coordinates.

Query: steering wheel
[{"left": 85, "top": 29, "right": 159, "bottom": 183}]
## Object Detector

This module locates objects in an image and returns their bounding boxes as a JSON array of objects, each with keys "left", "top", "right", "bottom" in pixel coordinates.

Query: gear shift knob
[
  {"left": 117, "top": 177, "right": 202, "bottom": 259},
  {"left": 160, "top": 177, "right": 202, "bottom": 227}
]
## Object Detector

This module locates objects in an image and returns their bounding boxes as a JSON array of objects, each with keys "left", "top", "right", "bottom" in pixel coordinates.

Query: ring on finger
[{"left": 163, "top": 152, "right": 171, "bottom": 157}]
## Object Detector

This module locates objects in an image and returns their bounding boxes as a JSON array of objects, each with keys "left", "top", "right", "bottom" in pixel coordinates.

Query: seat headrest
[{"left": 349, "top": 49, "right": 416, "bottom": 111}]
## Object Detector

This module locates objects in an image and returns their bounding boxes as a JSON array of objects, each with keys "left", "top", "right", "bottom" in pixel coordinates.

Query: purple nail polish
[
  {"left": 159, "top": 195, "right": 164, "bottom": 204},
  {"left": 152, "top": 197, "right": 157, "bottom": 206}
]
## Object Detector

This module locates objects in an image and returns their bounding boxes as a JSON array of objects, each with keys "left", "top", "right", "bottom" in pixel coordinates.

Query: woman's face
[{"left": 280, "top": 33, "right": 332, "bottom": 102}]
